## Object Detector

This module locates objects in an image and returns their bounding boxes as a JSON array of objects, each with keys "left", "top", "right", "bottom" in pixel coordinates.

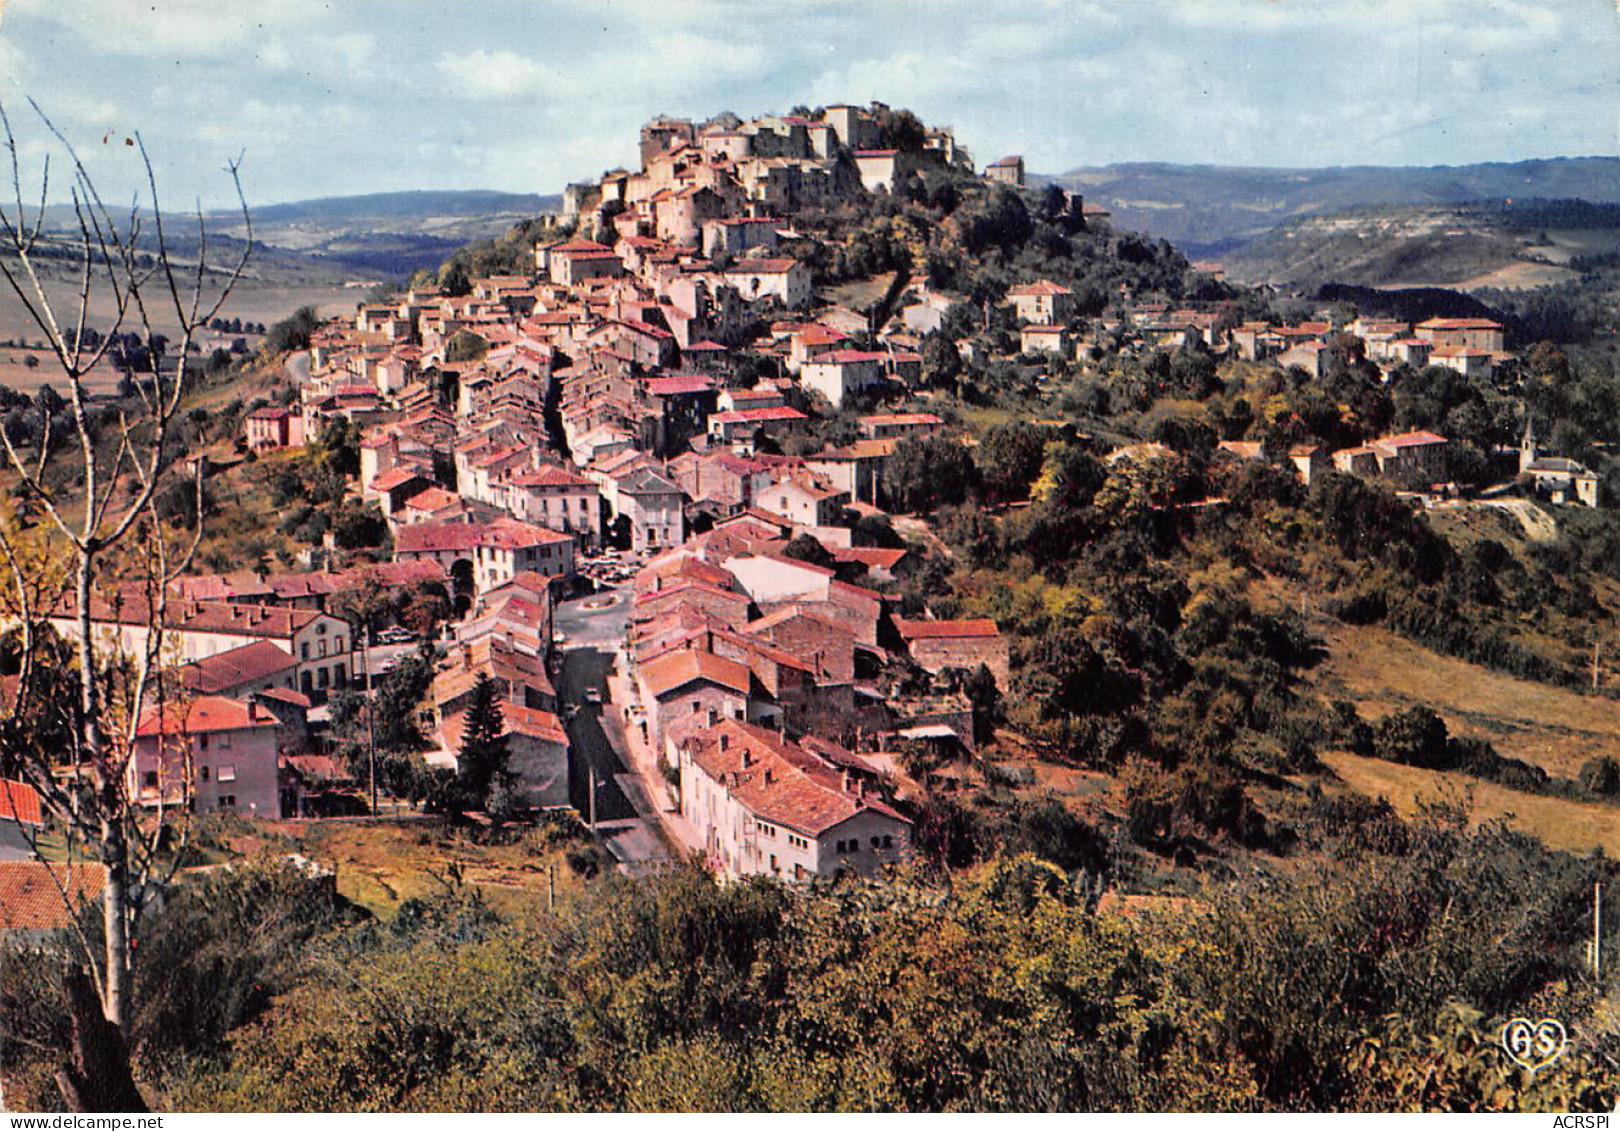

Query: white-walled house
[{"left": 679, "top": 718, "right": 911, "bottom": 882}]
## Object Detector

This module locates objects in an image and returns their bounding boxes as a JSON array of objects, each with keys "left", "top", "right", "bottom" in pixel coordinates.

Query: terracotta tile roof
[
  {"left": 0, "top": 779, "right": 43, "bottom": 826},
  {"left": 830, "top": 546, "right": 907, "bottom": 570},
  {"left": 810, "top": 350, "right": 887, "bottom": 365},
  {"left": 396, "top": 518, "right": 572, "bottom": 555},
  {"left": 434, "top": 640, "right": 555, "bottom": 707},
  {"left": 859, "top": 412, "right": 943, "bottom": 428},
  {"left": 645, "top": 375, "right": 716, "bottom": 397},
  {"left": 0, "top": 862, "right": 106, "bottom": 931},
  {"left": 172, "top": 572, "right": 275, "bottom": 602},
  {"left": 794, "top": 324, "right": 851, "bottom": 345},
  {"left": 1376, "top": 430, "right": 1449, "bottom": 448},
  {"left": 370, "top": 467, "right": 430, "bottom": 492},
  {"left": 505, "top": 464, "right": 595, "bottom": 489},
  {"left": 441, "top": 703, "right": 566, "bottom": 749},
  {"left": 686, "top": 719, "right": 908, "bottom": 837},
  {"left": 725, "top": 258, "right": 800, "bottom": 274},
  {"left": 55, "top": 594, "right": 323, "bottom": 641},
  {"left": 640, "top": 649, "right": 752, "bottom": 698},
  {"left": 1417, "top": 317, "right": 1503, "bottom": 330},
  {"left": 136, "top": 696, "right": 282, "bottom": 739},
  {"left": 259, "top": 687, "right": 313, "bottom": 708},
  {"left": 896, "top": 617, "right": 1001, "bottom": 640},
  {"left": 402, "top": 485, "right": 462, "bottom": 512},
  {"left": 1007, "top": 279, "right": 1074, "bottom": 297},
  {"left": 711, "top": 406, "right": 808, "bottom": 425},
  {"left": 267, "top": 561, "right": 445, "bottom": 602},
  {"left": 181, "top": 640, "right": 299, "bottom": 694}
]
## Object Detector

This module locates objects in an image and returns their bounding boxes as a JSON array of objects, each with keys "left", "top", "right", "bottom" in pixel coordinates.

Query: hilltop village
[
  {"left": 7, "top": 102, "right": 1607, "bottom": 887},
  {"left": 4, "top": 99, "right": 1620, "bottom": 1114}
]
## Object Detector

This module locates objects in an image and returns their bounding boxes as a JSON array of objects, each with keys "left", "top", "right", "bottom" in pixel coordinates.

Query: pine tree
[{"left": 456, "top": 673, "right": 512, "bottom": 813}]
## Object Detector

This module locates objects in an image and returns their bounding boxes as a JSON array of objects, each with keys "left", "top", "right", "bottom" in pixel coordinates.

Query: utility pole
[
  {"left": 588, "top": 763, "right": 597, "bottom": 830},
  {"left": 1593, "top": 641, "right": 1601, "bottom": 692},
  {"left": 1594, "top": 882, "right": 1604, "bottom": 977},
  {"left": 362, "top": 625, "right": 378, "bottom": 815}
]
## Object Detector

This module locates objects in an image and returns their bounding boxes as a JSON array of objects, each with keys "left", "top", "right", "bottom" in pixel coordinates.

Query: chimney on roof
[
  {"left": 763, "top": 767, "right": 774, "bottom": 785},
  {"left": 462, "top": 644, "right": 473, "bottom": 671},
  {"left": 841, "top": 770, "right": 852, "bottom": 794},
  {"left": 740, "top": 745, "right": 752, "bottom": 767},
  {"left": 718, "top": 732, "right": 729, "bottom": 752}
]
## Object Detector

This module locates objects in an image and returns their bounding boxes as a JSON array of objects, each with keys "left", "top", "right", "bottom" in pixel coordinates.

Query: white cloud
[
  {"left": 8, "top": 0, "right": 340, "bottom": 58},
  {"left": 435, "top": 49, "right": 578, "bottom": 100}
]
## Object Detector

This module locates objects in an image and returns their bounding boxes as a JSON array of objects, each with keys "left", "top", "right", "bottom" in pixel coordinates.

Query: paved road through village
[{"left": 553, "top": 586, "right": 672, "bottom": 870}]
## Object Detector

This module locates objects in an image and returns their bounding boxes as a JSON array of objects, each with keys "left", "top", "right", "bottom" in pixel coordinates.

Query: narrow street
[{"left": 554, "top": 587, "right": 673, "bottom": 871}]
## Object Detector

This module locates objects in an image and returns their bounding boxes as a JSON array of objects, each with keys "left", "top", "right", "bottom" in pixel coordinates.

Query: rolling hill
[{"left": 1048, "top": 157, "right": 1620, "bottom": 257}]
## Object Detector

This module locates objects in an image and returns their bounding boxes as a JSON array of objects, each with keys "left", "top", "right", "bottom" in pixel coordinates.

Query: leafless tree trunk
[{"left": 0, "top": 100, "right": 249, "bottom": 1101}]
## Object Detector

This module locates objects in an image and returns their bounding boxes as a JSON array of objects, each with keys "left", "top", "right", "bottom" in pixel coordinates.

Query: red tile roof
[
  {"left": 726, "top": 258, "right": 800, "bottom": 275},
  {"left": 1007, "top": 279, "right": 1074, "bottom": 297},
  {"left": 0, "top": 862, "right": 106, "bottom": 931},
  {"left": 136, "top": 696, "right": 282, "bottom": 739},
  {"left": 181, "top": 640, "right": 299, "bottom": 695},
  {"left": 370, "top": 467, "right": 430, "bottom": 492},
  {"left": 896, "top": 617, "right": 1001, "bottom": 640},
  {"left": 711, "top": 406, "right": 809, "bottom": 425},
  {"left": 396, "top": 517, "right": 572, "bottom": 555},
  {"left": 0, "top": 779, "right": 42, "bottom": 826},
  {"left": 640, "top": 650, "right": 752, "bottom": 698},
  {"left": 686, "top": 719, "right": 907, "bottom": 837},
  {"left": 1376, "top": 430, "right": 1449, "bottom": 448}
]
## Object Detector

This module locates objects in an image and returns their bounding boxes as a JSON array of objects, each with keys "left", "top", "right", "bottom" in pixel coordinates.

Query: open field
[
  {"left": 0, "top": 256, "right": 360, "bottom": 363},
  {"left": 0, "top": 347, "right": 126, "bottom": 396},
  {"left": 230, "top": 817, "right": 598, "bottom": 918},
  {"left": 1321, "top": 750, "right": 1620, "bottom": 857},
  {"left": 1315, "top": 622, "right": 1620, "bottom": 780}
]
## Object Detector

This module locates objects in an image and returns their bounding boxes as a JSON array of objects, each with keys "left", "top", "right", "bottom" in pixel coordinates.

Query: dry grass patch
[
  {"left": 1321, "top": 750, "right": 1620, "bottom": 856},
  {"left": 261, "top": 817, "right": 593, "bottom": 918},
  {"left": 1318, "top": 622, "right": 1620, "bottom": 779}
]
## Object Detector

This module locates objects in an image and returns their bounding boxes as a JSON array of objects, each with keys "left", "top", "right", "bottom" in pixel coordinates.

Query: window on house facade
[
  {"left": 199, "top": 734, "right": 209, "bottom": 751},
  {"left": 301, "top": 643, "right": 310, "bottom": 660},
  {"left": 218, "top": 795, "right": 236, "bottom": 808},
  {"left": 318, "top": 668, "right": 330, "bottom": 689},
  {"left": 142, "top": 771, "right": 158, "bottom": 787},
  {"left": 199, "top": 766, "right": 210, "bottom": 782},
  {"left": 217, "top": 765, "right": 236, "bottom": 782},
  {"left": 882, "top": 835, "right": 893, "bottom": 848}
]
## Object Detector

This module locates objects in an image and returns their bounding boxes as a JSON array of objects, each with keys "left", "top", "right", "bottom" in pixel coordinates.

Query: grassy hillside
[{"left": 1219, "top": 201, "right": 1620, "bottom": 291}]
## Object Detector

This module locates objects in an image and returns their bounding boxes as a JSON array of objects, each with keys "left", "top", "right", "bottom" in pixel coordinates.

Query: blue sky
[{"left": 0, "top": 0, "right": 1614, "bottom": 209}]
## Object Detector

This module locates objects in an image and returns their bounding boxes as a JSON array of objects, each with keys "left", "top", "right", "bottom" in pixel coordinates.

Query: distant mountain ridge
[
  {"left": 1048, "top": 157, "right": 1620, "bottom": 255},
  {"left": 238, "top": 190, "right": 563, "bottom": 226},
  {"left": 33, "top": 189, "right": 564, "bottom": 281}
]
